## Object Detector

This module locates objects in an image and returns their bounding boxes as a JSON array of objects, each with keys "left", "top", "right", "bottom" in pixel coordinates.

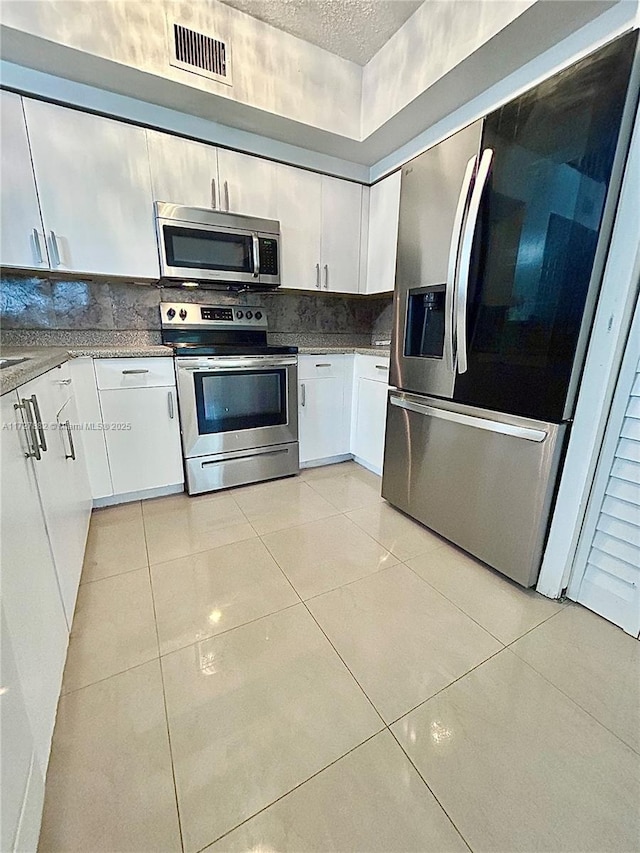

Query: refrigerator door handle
[
  {"left": 389, "top": 394, "right": 547, "bottom": 442},
  {"left": 445, "top": 154, "right": 477, "bottom": 373},
  {"left": 455, "top": 147, "right": 493, "bottom": 375}
]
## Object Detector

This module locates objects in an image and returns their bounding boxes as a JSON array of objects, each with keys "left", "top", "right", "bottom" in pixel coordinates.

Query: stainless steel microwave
[{"left": 155, "top": 202, "right": 281, "bottom": 287}]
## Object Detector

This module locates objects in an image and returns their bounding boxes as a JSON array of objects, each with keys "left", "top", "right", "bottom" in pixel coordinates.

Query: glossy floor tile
[
  {"left": 308, "top": 564, "right": 502, "bottom": 722},
  {"left": 162, "top": 604, "right": 382, "bottom": 852},
  {"left": 151, "top": 538, "right": 299, "bottom": 654},
  {"left": 262, "top": 514, "right": 398, "bottom": 599},
  {"left": 40, "top": 661, "right": 181, "bottom": 852},
  {"left": 408, "top": 543, "right": 564, "bottom": 644},
  {"left": 205, "top": 731, "right": 468, "bottom": 853},
  {"left": 62, "top": 567, "right": 158, "bottom": 692},
  {"left": 81, "top": 500, "right": 147, "bottom": 582},
  {"left": 512, "top": 604, "right": 640, "bottom": 753},
  {"left": 393, "top": 650, "right": 640, "bottom": 853},
  {"left": 143, "top": 491, "right": 256, "bottom": 564},
  {"left": 42, "top": 462, "right": 640, "bottom": 853},
  {"left": 347, "top": 502, "right": 446, "bottom": 561},
  {"left": 231, "top": 477, "right": 339, "bottom": 535}
]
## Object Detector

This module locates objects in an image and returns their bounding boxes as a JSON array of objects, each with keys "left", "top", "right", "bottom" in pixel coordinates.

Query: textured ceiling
[{"left": 219, "top": 0, "right": 423, "bottom": 65}]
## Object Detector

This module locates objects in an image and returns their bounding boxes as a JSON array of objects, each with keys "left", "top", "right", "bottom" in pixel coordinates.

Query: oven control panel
[{"left": 160, "top": 303, "right": 268, "bottom": 328}]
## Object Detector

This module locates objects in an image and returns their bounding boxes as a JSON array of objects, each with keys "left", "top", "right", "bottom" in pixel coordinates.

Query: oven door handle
[{"left": 178, "top": 357, "right": 297, "bottom": 371}]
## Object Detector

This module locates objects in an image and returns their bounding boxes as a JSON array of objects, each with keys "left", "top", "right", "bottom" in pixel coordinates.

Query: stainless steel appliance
[
  {"left": 155, "top": 203, "right": 280, "bottom": 288},
  {"left": 383, "top": 32, "right": 639, "bottom": 587},
  {"left": 161, "top": 302, "right": 298, "bottom": 494}
]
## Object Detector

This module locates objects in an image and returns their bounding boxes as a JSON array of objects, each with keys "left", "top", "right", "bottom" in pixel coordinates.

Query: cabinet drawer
[
  {"left": 298, "top": 354, "right": 349, "bottom": 381},
  {"left": 354, "top": 354, "right": 390, "bottom": 383},
  {"left": 94, "top": 358, "right": 175, "bottom": 389}
]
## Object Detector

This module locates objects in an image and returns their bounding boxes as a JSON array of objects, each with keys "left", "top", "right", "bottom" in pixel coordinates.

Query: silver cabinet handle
[
  {"left": 252, "top": 234, "right": 260, "bottom": 278},
  {"left": 122, "top": 368, "right": 149, "bottom": 375},
  {"left": 15, "top": 400, "right": 40, "bottom": 460},
  {"left": 32, "top": 228, "right": 44, "bottom": 264},
  {"left": 375, "top": 364, "right": 388, "bottom": 370},
  {"left": 389, "top": 393, "right": 547, "bottom": 442},
  {"left": 29, "top": 394, "right": 47, "bottom": 452},
  {"left": 64, "top": 419, "right": 76, "bottom": 460},
  {"left": 224, "top": 180, "right": 230, "bottom": 211},
  {"left": 323, "top": 264, "right": 329, "bottom": 290},
  {"left": 301, "top": 382, "right": 306, "bottom": 407},
  {"left": 444, "top": 154, "right": 477, "bottom": 373},
  {"left": 167, "top": 390, "right": 175, "bottom": 419},
  {"left": 456, "top": 148, "right": 493, "bottom": 375},
  {"left": 315, "top": 263, "right": 321, "bottom": 289},
  {"left": 49, "top": 230, "right": 61, "bottom": 266},
  {"left": 315, "top": 363, "right": 331, "bottom": 368},
  {"left": 211, "top": 177, "right": 217, "bottom": 210}
]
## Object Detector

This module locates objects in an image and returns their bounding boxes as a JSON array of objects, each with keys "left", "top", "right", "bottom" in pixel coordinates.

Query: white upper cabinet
[
  {"left": 320, "top": 176, "right": 362, "bottom": 294},
  {"left": 276, "top": 163, "right": 323, "bottom": 291},
  {"left": 364, "top": 171, "right": 401, "bottom": 294},
  {"left": 147, "top": 129, "right": 219, "bottom": 210},
  {"left": 23, "top": 99, "right": 158, "bottom": 278},
  {"left": 0, "top": 91, "right": 49, "bottom": 269},
  {"left": 217, "top": 148, "right": 278, "bottom": 219}
]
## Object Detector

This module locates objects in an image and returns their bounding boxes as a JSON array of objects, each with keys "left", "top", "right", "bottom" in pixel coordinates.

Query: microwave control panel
[{"left": 259, "top": 238, "right": 279, "bottom": 276}]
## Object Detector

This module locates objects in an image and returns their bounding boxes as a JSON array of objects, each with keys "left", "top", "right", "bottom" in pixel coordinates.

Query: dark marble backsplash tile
[{"left": 0, "top": 272, "right": 393, "bottom": 339}]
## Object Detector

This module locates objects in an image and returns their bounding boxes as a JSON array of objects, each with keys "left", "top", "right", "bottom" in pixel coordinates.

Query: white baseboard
[{"left": 93, "top": 482, "right": 184, "bottom": 507}]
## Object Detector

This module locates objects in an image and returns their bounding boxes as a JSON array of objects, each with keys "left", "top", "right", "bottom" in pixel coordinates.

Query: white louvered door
[{"left": 569, "top": 299, "right": 640, "bottom": 636}]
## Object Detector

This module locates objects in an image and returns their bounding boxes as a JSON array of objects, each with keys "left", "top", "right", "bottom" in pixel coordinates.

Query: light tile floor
[{"left": 39, "top": 461, "right": 640, "bottom": 853}]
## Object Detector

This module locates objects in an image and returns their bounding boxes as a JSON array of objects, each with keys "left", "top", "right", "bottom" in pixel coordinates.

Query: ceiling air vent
[{"left": 170, "top": 22, "right": 232, "bottom": 86}]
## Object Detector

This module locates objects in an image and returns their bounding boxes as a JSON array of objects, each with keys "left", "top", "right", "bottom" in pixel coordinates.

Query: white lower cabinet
[
  {"left": 20, "top": 364, "right": 92, "bottom": 627},
  {"left": 99, "top": 385, "right": 183, "bottom": 494},
  {"left": 0, "top": 391, "right": 68, "bottom": 801},
  {"left": 351, "top": 355, "right": 391, "bottom": 475},
  {"left": 298, "top": 355, "right": 351, "bottom": 464}
]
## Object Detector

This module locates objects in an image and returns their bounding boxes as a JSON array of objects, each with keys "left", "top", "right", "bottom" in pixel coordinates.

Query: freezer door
[
  {"left": 391, "top": 120, "right": 483, "bottom": 398},
  {"left": 382, "top": 391, "right": 567, "bottom": 587}
]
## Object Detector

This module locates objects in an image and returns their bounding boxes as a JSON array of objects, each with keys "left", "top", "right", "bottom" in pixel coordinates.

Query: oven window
[
  {"left": 194, "top": 369, "right": 287, "bottom": 434},
  {"left": 163, "top": 225, "right": 253, "bottom": 272}
]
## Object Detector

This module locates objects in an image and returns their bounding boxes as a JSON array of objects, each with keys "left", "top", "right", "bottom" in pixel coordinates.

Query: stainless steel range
[{"left": 161, "top": 302, "right": 299, "bottom": 495}]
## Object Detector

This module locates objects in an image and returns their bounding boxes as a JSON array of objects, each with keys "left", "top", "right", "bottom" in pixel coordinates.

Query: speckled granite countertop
[
  {"left": 0, "top": 345, "right": 172, "bottom": 395},
  {"left": 298, "top": 346, "right": 390, "bottom": 357},
  {"left": 1, "top": 343, "right": 390, "bottom": 395}
]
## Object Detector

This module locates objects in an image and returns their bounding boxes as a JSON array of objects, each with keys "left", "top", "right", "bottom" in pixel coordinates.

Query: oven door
[
  {"left": 157, "top": 218, "right": 259, "bottom": 284},
  {"left": 175, "top": 356, "right": 298, "bottom": 457}
]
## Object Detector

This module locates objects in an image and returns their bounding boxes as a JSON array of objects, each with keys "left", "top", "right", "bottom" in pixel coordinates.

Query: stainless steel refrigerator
[{"left": 382, "top": 31, "right": 639, "bottom": 587}]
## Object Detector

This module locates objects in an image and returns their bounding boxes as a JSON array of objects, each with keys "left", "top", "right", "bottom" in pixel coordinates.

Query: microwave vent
[{"left": 171, "top": 23, "right": 232, "bottom": 86}]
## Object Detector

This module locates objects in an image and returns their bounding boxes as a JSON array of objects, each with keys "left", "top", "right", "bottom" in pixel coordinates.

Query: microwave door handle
[
  {"left": 445, "top": 154, "right": 477, "bottom": 373},
  {"left": 252, "top": 235, "right": 260, "bottom": 278},
  {"left": 456, "top": 148, "right": 493, "bottom": 375}
]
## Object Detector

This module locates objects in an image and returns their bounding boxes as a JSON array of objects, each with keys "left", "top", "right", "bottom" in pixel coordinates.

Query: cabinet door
[
  {"left": 69, "top": 357, "right": 113, "bottom": 499},
  {"left": 147, "top": 129, "right": 220, "bottom": 210},
  {"left": 320, "top": 176, "right": 362, "bottom": 294},
  {"left": 22, "top": 366, "right": 92, "bottom": 627},
  {"left": 0, "top": 391, "right": 68, "bottom": 771},
  {"left": 365, "top": 171, "right": 401, "bottom": 294},
  {"left": 276, "top": 163, "right": 322, "bottom": 291},
  {"left": 99, "top": 386, "right": 183, "bottom": 494},
  {"left": 299, "top": 377, "right": 347, "bottom": 463},
  {"left": 217, "top": 148, "right": 278, "bottom": 219},
  {"left": 0, "top": 91, "right": 49, "bottom": 269},
  {"left": 353, "top": 378, "right": 389, "bottom": 474},
  {"left": 23, "top": 99, "right": 158, "bottom": 278},
  {"left": 0, "top": 606, "right": 45, "bottom": 853}
]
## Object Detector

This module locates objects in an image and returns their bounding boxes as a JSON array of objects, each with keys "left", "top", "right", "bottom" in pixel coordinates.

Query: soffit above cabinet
[{"left": 0, "top": 0, "right": 624, "bottom": 169}]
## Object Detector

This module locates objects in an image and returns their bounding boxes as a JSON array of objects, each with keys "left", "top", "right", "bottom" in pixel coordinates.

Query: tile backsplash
[{"left": 0, "top": 273, "right": 393, "bottom": 347}]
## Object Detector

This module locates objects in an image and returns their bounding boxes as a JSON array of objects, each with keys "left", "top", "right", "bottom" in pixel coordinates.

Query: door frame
[{"left": 536, "top": 107, "right": 640, "bottom": 599}]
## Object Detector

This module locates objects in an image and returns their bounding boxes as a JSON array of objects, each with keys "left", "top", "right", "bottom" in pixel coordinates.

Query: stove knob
[
  {"left": 246, "top": 311, "right": 253, "bottom": 320},
  {"left": 255, "top": 311, "right": 263, "bottom": 320},
  {"left": 179, "top": 309, "right": 187, "bottom": 320},
  {"left": 236, "top": 310, "right": 244, "bottom": 319},
  {"left": 166, "top": 308, "right": 176, "bottom": 319}
]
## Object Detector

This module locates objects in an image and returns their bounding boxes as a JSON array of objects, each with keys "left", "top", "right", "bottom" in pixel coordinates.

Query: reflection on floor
[{"left": 39, "top": 462, "right": 640, "bottom": 852}]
